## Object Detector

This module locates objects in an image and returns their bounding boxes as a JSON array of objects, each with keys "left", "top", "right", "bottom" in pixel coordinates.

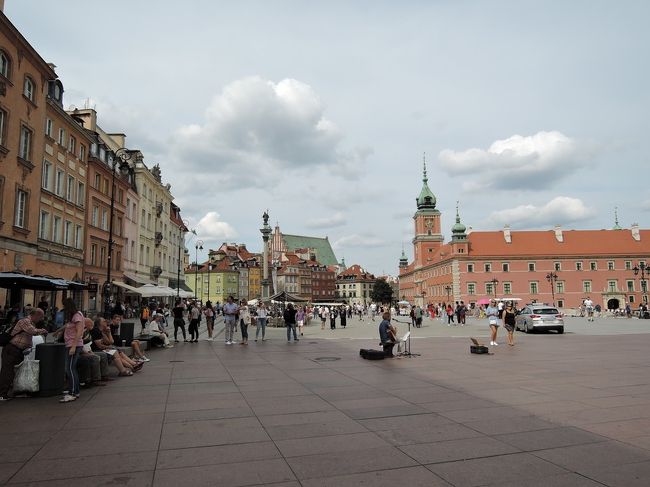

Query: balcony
[
  {"left": 155, "top": 202, "right": 163, "bottom": 217},
  {"left": 151, "top": 266, "right": 162, "bottom": 278},
  {"left": 154, "top": 232, "right": 163, "bottom": 246}
]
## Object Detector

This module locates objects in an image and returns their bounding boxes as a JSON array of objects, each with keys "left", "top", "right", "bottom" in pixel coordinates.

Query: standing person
[
  {"left": 284, "top": 303, "right": 298, "bottom": 342},
  {"left": 255, "top": 302, "right": 268, "bottom": 341},
  {"left": 238, "top": 300, "right": 250, "bottom": 345},
  {"left": 486, "top": 299, "right": 500, "bottom": 346},
  {"left": 329, "top": 307, "right": 337, "bottom": 330},
  {"left": 139, "top": 302, "right": 150, "bottom": 333},
  {"left": 320, "top": 306, "right": 328, "bottom": 330},
  {"left": 446, "top": 304, "right": 455, "bottom": 325},
  {"left": 61, "top": 298, "right": 84, "bottom": 403},
  {"left": 37, "top": 295, "right": 49, "bottom": 314},
  {"left": 455, "top": 302, "right": 462, "bottom": 325},
  {"left": 0, "top": 308, "right": 48, "bottom": 401},
  {"left": 340, "top": 306, "right": 347, "bottom": 329},
  {"left": 188, "top": 302, "right": 200, "bottom": 342},
  {"left": 223, "top": 296, "right": 238, "bottom": 345},
  {"left": 503, "top": 301, "right": 516, "bottom": 346},
  {"left": 296, "top": 306, "right": 305, "bottom": 336},
  {"left": 204, "top": 301, "right": 215, "bottom": 341},
  {"left": 172, "top": 300, "right": 187, "bottom": 342},
  {"left": 415, "top": 306, "right": 423, "bottom": 328},
  {"left": 459, "top": 301, "right": 467, "bottom": 325},
  {"left": 584, "top": 297, "right": 594, "bottom": 322}
]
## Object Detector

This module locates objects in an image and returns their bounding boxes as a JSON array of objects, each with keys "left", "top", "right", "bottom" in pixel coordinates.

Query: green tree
[{"left": 370, "top": 278, "right": 393, "bottom": 304}]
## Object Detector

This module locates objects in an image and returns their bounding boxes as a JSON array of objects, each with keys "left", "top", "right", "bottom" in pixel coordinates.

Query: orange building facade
[{"left": 399, "top": 164, "right": 650, "bottom": 310}]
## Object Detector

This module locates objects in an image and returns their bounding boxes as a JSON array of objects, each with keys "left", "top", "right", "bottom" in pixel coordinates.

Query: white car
[{"left": 515, "top": 305, "right": 564, "bottom": 334}]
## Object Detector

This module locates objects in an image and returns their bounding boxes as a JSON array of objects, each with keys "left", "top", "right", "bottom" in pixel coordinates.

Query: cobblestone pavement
[{"left": 1, "top": 315, "right": 650, "bottom": 486}]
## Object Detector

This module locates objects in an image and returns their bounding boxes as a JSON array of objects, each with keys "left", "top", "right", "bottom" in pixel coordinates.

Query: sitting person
[
  {"left": 91, "top": 318, "right": 142, "bottom": 376},
  {"left": 146, "top": 313, "right": 173, "bottom": 348},
  {"left": 378, "top": 311, "right": 397, "bottom": 357},
  {"left": 110, "top": 314, "right": 149, "bottom": 362},
  {"left": 79, "top": 318, "right": 112, "bottom": 385}
]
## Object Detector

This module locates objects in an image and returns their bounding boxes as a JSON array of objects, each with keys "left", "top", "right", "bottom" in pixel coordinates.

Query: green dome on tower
[
  {"left": 416, "top": 157, "right": 436, "bottom": 210},
  {"left": 451, "top": 202, "right": 467, "bottom": 241}
]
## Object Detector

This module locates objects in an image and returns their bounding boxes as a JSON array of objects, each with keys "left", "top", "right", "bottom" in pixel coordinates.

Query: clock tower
[{"left": 413, "top": 159, "right": 443, "bottom": 267}]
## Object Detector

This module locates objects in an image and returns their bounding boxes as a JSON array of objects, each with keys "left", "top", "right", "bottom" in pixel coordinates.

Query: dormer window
[{"left": 0, "top": 51, "right": 10, "bottom": 79}]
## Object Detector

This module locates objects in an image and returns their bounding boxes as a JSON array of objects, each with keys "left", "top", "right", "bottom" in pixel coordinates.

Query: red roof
[{"left": 339, "top": 264, "right": 375, "bottom": 280}]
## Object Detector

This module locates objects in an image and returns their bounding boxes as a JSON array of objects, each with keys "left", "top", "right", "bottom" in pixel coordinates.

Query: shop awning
[
  {"left": 112, "top": 281, "right": 142, "bottom": 294},
  {"left": 0, "top": 272, "right": 75, "bottom": 291},
  {"left": 123, "top": 272, "right": 153, "bottom": 285}
]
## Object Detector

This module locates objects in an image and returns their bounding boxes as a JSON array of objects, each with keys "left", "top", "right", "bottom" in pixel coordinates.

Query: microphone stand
[{"left": 392, "top": 318, "right": 420, "bottom": 358}]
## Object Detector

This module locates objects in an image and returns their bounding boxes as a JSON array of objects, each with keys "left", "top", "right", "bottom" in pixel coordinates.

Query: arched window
[
  {"left": 0, "top": 51, "right": 10, "bottom": 79},
  {"left": 23, "top": 76, "right": 35, "bottom": 102}
]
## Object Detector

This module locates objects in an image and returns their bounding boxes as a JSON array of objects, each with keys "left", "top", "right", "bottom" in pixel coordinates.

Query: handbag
[{"left": 13, "top": 358, "right": 40, "bottom": 393}]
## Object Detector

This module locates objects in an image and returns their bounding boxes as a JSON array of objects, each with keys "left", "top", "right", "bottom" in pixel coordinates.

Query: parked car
[{"left": 515, "top": 305, "right": 564, "bottom": 334}]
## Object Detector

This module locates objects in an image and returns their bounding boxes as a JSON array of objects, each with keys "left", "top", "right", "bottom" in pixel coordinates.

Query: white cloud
[
  {"left": 168, "top": 76, "right": 369, "bottom": 191},
  {"left": 488, "top": 196, "right": 595, "bottom": 228},
  {"left": 193, "top": 212, "right": 238, "bottom": 243},
  {"left": 439, "top": 131, "right": 587, "bottom": 190},
  {"left": 333, "top": 234, "right": 386, "bottom": 249},
  {"left": 306, "top": 212, "right": 347, "bottom": 229}
]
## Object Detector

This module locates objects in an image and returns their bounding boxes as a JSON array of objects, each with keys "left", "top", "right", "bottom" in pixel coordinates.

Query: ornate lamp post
[
  {"left": 445, "top": 285, "right": 452, "bottom": 303},
  {"left": 194, "top": 240, "right": 203, "bottom": 300},
  {"left": 633, "top": 262, "right": 649, "bottom": 304},
  {"left": 490, "top": 278, "right": 499, "bottom": 299},
  {"left": 103, "top": 148, "right": 134, "bottom": 318},
  {"left": 260, "top": 211, "right": 272, "bottom": 300},
  {"left": 546, "top": 272, "right": 559, "bottom": 306}
]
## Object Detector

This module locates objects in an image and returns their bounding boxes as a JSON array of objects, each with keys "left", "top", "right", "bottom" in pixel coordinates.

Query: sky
[{"left": 7, "top": 1, "right": 650, "bottom": 275}]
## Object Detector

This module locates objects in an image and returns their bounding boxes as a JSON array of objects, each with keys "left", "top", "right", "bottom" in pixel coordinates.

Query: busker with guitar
[{"left": 378, "top": 311, "right": 398, "bottom": 357}]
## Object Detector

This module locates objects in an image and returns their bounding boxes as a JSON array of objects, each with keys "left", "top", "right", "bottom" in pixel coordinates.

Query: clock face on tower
[{"left": 425, "top": 219, "right": 434, "bottom": 229}]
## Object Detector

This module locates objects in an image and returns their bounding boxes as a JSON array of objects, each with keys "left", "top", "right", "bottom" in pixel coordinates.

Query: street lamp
[
  {"left": 490, "top": 278, "right": 499, "bottom": 298},
  {"left": 546, "top": 272, "right": 559, "bottom": 306},
  {"left": 103, "top": 148, "right": 133, "bottom": 318},
  {"left": 194, "top": 240, "right": 203, "bottom": 301},
  {"left": 176, "top": 219, "right": 188, "bottom": 299},
  {"left": 633, "top": 263, "right": 649, "bottom": 304},
  {"left": 445, "top": 285, "right": 452, "bottom": 303}
]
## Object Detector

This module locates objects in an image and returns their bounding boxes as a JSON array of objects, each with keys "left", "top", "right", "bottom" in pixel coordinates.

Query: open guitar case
[{"left": 359, "top": 348, "right": 386, "bottom": 360}]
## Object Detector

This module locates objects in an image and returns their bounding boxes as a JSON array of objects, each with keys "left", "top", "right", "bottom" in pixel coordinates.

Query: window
[
  {"left": 64, "top": 220, "right": 72, "bottom": 246},
  {"left": 629, "top": 295, "right": 635, "bottom": 304},
  {"left": 19, "top": 125, "right": 32, "bottom": 160},
  {"left": 0, "top": 108, "right": 7, "bottom": 146},
  {"left": 484, "top": 263, "right": 491, "bottom": 273},
  {"left": 590, "top": 261, "right": 598, "bottom": 271},
  {"left": 75, "top": 225, "right": 83, "bottom": 249},
  {"left": 100, "top": 246, "right": 106, "bottom": 267},
  {"left": 528, "top": 262, "right": 536, "bottom": 272},
  {"left": 42, "top": 160, "right": 52, "bottom": 191},
  {"left": 116, "top": 217, "right": 122, "bottom": 236},
  {"left": 14, "top": 190, "right": 27, "bottom": 228},
  {"left": 607, "top": 280, "right": 617, "bottom": 292},
  {"left": 38, "top": 211, "right": 49, "bottom": 239},
  {"left": 557, "top": 299, "right": 564, "bottom": 308},
  {"left": 608, "top": 261, "right": 615, "bottom": 271},
  {"left": 529, "top": 281, "right": 539, "bottom": 294},
  {"left": 583, "top": 280, "right": 592, "bottom": 293},
  {"left": 99, "top": 147, "right": 105, "bottom": 162},
  {"left": 77, "top": 182, "right": 85, "bottom": 206},
  {"left": 576, "top": 261, "right": 583, "bottom": 271},
  {"left": 467, "top": 263, "right": 474, "bottom": 273},
  {"left": 79, "top": 144, "right": 85, "bottom": 162},
  {"left": 642, "top": 281, "right": 648, "bottom": 293},
  {"left": 94, "top": 173, "right": 101, "bottom": 189},
  {"left": 55, "top": 169, "right": 64, "bottom": 197},
  {"left": 45, "top": 118, "right": 53, "bottom": 138},
  {"left": 139, "top": 244, "right": 144, "bottom": 265},
  {"left": 101, "top": 208, "right": 107, "bottom": 230},
  {"left": 90, "top": 143, "right": 97, "bottom": 156},
  {"left": 68, "top": 136, "right": 76, "bottom": 154},
  {"left": 556, "top": 281, "right": 565, "bottom": 293},
  {"left": 91, "top": 206, "right": 98, "bottom": 227},
  {"left": 58, "top": 128, "right": 65, "bottom": 146},
  {"left": 52, "top": 216, "right": 61, "bottom": 243},
  {"left": 502, "top": 263, "right": 509, "bottom": 272},
  {"left": 554, "top": 262, "right": 561, "bottom": 271},
  {"left": 0, "top": 51, "right": 10, "bottom": 78},
  {"left": 503, "top": 282, "right": 512, "bottom": 294},
  {"left": 140, "top": 209, "right": 145, "bottom": 226},
  {"left": 130, "top": 241, "right": 135, "bottom": 262},
  {"left": 627, "top": 280, "right": 635, "bottom": 292},
  {"left": 90, "top": 244, "right": 97, "bottom": 266},
  {"left": 486, "top": 282, "right": 496, "bottom": 295},
  {"left": 23, "top": 76, "right": 35, "bottom": 102},
  {"left": 126, "top": 198, "right": 131, "bottom": 219},
  {"left": 66, "top": 175, "right": 75, "bottom": 202}
]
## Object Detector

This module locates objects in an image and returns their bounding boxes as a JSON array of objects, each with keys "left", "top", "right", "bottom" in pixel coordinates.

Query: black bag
[
  {"left": 470, "top": 345, "right": 489, "bottom": 354},
  {"left": 359, "top": 348, "right": 385, "bottom": 360},
  {"left": 0, "top": 323, "right": 16, "bottom": 346}
]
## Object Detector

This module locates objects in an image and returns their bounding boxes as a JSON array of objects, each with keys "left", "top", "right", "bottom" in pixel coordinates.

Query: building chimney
[
  {"left": 554, "top": 225, "right": 563, "bottom": 242},
  {"left": 631, "top": 223, "right": 641, "bottom": 241},
  {"left": 503, "top": 225, "right": 511, "bottom": 243}
]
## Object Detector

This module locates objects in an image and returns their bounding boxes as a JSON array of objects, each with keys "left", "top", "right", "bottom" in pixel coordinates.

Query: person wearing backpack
[
  {"left": 139, "top": 303, "right": 150, "bottom": 333},
  {"left": 0, "top": 308, "right": 48, "bottom": 401}
]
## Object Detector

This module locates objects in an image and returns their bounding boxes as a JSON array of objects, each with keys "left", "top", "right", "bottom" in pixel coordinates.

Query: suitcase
[
  {"left": 359, "top": 348, "right": 386, "bottom": 360},
  {"left": 470, "top": 338, "right": 490, "bottom": 355}
]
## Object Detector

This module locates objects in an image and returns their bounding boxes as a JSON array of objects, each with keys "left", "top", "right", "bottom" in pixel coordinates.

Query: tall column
[{"left": 260, "top": 211, "right": 272, "bottom": 299}]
